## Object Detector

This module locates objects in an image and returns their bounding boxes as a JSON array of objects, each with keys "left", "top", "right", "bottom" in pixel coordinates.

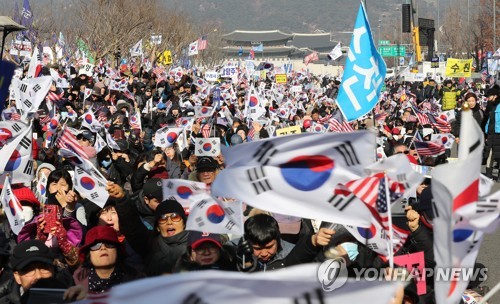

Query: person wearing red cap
[
  {"left": 173, "top": 231, "right": 235, "bottom": 272},
  {"left": 73, "top": 226, "right": 142, "bottom": 294}
]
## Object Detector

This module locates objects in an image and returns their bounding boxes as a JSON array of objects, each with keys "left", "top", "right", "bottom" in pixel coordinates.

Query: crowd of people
[{"left": 0, "top": 58, "right": 498, "bottom": 304}]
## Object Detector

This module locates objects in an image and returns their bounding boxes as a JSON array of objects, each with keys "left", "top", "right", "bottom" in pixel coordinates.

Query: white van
[{"left": 385, "top": 68, "right": 395, "bottom": 79}]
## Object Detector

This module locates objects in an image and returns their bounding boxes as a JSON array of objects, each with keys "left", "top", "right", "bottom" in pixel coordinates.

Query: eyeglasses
[
  {"left": 158, "top": 213, "right": 182, "bottom": 223},
  {"left": 395, "top": 150, "right": 410, "bottom": 155},
  {"left": 90, "top": 242, "right": 117, "bottom": 251}
]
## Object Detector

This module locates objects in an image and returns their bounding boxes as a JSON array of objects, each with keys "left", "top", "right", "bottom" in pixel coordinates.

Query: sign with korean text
[
  {"left": 445, "top": 58, "right": 473, "bottom": 77},
  {"left": 275, "top": 74, "right": 287, "bottom": 84},
  {"left": 276, "top": 125, "right": 302, "bottom": 137},
  {"left": 378, "top": 45, "right": 406, "bottom": 57},
  {"left": 220, "top": 65, "right": 237, "bottom": 78},
  {"left": 205, "top": 70, "right": 218, "bottom": 82}
]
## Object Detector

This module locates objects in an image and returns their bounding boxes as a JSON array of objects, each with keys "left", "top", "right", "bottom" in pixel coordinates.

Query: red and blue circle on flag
[
  {"left": 280, "top": 155, "right": 334, "bottom": 191},
  {"left": 206, "top": 204, "right": 225, "bottom": 224},
  {"left": 176, "top": 186, "right": 193, "bottom": 199},
  {"left": 80, "top": 177, "right": 95, "bottom": 190}
]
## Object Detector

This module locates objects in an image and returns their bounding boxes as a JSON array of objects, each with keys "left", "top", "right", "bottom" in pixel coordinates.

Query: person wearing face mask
[{"left": 10, "top": 186, "right": 41, "bottom": 226}]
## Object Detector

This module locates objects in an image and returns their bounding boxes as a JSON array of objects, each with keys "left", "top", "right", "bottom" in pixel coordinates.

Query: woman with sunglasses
[
  {"left": 114, "top": 198, "right": 189, "bottom": 276},
  {"left": 73, "top": 226, "right": 142, "bottom": 294}
]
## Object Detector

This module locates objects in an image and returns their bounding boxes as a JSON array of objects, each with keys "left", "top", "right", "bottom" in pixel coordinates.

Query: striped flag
[
  {"left": 414, "top": 140, "right": 446, "bottom": 156},
  {"left": 413, "top": 106, "right": 431, "bottom": 125},
  {"left": 56, "top": 126, "right": 89, "bottom": 159},
  {"left": 201, "top": 124, "right": 211, "bottom": 138},
  {"left": 247, "top": 123, "right": 255, "bottom": 141},
  {"left": 304, "top": 52, "right": 319, "bottom": 65},
  {"left": 428, "top": 113, "right": 452, "bottom": 133},
  {"left": 328, "top": 118, "right": 354, "bottom": 133},
  {"left": 46, "top": 91, "right": 63, "bottom": 104},
  {"left": 197, "top": 35, "right": 208, "bottom": 51}
]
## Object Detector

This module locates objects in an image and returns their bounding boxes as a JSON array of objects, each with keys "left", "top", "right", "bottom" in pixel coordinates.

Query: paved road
[{"left": 476, "top": 181, "right": 500, "bottom": 303}]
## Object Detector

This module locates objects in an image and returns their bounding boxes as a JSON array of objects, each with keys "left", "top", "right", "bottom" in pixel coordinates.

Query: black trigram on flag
[
  {"left": 367, "top": 243, "right": 379, "bottom": 251},
  {"left": 19, "top": 136, "right": 31, "bottom": 150},
  {"left": 165, "top": 181, "right": 174, "bottom": 189},
  {"left": 23, "top": 160, "right": 34, "bottom": 175},
  {"left": 253, "top": 141, "right": 277, "bottom": 165},
  {"left": 23, "top": 99, "right": 32, "bottom": 109},
  {"left": 182, "top": 293, "right": 207, "bottom": 304},
  {"left": 225, "top": 220, "right": 236, "bottom": 231},
  {"left": 467, "top": 237, "right": 480, "bottom": 254},
  {"left": 327, "top": 193, "right": 355, "bottom": 211},
  {"left": 476, "top": 198, "right": 498, "bottom": 213},
  {"left": 12, "top": 123, "right": 21, "bottom": 132},
  {"left": 90, "top": 192, "right": 99, "bottom": 200},
  {"left": 246, "top": 167, "right": 272, "bottom": 195},
  {"left": 32, "top": 84, "right": 42, "bottom": 93},
  {"left": 396, "top": 174, "right": 410, "bottom": 190},
  {"left": 195, "top": 216, "right": 205, "bottom": 227},
  {"left": 20, "top": 83, "right": 28, "bottom": 93},
  {"left": 432, "top": 199, "right": 440, "bottom": 218},
  {"left": 293, "top": 288, "right": 325, "bottom": 304},
  {"left": 334, "top": 141, "right": 360, "bottom": 166}
]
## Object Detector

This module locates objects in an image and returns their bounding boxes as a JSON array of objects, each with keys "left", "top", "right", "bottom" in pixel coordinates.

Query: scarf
[{"left": 88, "top": 266, "right": 124, "bottom": 293}]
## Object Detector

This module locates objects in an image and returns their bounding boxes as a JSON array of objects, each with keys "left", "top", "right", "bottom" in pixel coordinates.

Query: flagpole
[{"left": 384, "top": 172, "right": 394, "bottom": 268}]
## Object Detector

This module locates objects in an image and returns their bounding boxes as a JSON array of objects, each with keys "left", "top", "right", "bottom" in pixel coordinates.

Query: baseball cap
[
  {"left": 230, "top": 134, "right": 243, "bottom": 146},
  {"left": 79, "top": 226, "right": 121, "bottom": 259},
  {"left": 196, "top": 157, "right": 218, "bottom": 172},
  {"left": 143, "top": 178, "right": 163, "bottom": 201},
  {"left": 188, "top": 231, "right": 223, "bottom": 250},
  {"left": 11, "top": 240, "right": 54, "bottom": 271}
]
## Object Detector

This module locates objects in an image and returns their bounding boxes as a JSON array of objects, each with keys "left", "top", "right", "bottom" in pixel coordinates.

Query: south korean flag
[
  {"left": 195, "top": 138, "right": 220, "bottom": 157},
  {"left": 73, "top": 167, "right": 109, "bottom": 208},
  {"left": 212, "top": 131, "right": 376, "bottom": 226},
  {"left": 186, "top": 196, "right": 243, "bottom": 235}
]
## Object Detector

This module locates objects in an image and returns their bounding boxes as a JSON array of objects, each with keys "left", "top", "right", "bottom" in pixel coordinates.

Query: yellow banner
[
  {"left": 276, "top": 125, "right": 302, "bottom": 137},
  {"left": 158, "top": 50, "right": 172, "bottom": 65},
  {"left": 275, "top": 74, "right": 287, "bottom": 83},
  {"left": 445, "top": 58, "right": 473, "bottom": 77}
]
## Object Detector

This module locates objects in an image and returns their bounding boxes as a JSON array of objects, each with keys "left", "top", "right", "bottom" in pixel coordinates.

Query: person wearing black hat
[
  {"left": 0, "top": 240, "right": 73, "bottom": 303},
  {"left": 484, "top": 85, "right": 500, "bottom": 179},
  {"left": 188, "top": 156, "right": 219, "bottom": 185},
  {"left": 115, "top": 198, "right": 189, "bottom": 276}
]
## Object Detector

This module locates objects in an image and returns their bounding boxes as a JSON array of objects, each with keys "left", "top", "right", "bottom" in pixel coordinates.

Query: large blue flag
[
  {"left": 336, "top": 2, "right": 386, "bottom": 122},
  {"left": 21, "top": 0, "right": 33, "bottom": 28}
]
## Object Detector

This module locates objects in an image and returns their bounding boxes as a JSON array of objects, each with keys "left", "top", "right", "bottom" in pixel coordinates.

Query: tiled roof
[{"left": 222, "top": 30, "right": 294, "bottom": 42}]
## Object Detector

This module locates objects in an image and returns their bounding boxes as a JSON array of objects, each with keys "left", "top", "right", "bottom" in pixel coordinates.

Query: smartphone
[{"left": 43, "top": 205, "right": 61, "bottom": 234}]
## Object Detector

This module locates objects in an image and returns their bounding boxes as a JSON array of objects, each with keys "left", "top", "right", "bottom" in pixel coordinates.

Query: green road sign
[
  {"left": 378, "top": 40, "right": 391, "bottom": 45},
  {"left": 378, "top": 45, "right": 406, "bottom": 57}
]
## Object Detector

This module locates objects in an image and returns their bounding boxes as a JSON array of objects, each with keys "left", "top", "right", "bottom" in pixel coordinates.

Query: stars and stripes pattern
[
  {"left": 414, "top": 140, "right": 446, "bottom": 156},
  {"left": 344, "top": 173, "right": 404, "bottom": 231},
  {"left": 46, "top": 91, "right": 63, "bottom": 103},
  {"left": 428, "top": 113, "right": 452, "bottom": 133},
  {"left": 304, "top": 52, "right": 319, "bottom": 65},
  {"left": 197, "top": 36, "right": 208, "bottom": 51},
  {"left": 56, "top": 126, "right": 89, "bottom": 159},
  {"left": 328, "top": 118, "right": 354, "bottom": 133},
  {"left": 201, "top": 124, "right": 211, "bottom": 138}
]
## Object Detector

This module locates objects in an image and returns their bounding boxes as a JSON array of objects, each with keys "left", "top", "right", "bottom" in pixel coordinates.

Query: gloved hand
[{"left": 236, "top": 238, "right": 254, "bottom": 269}]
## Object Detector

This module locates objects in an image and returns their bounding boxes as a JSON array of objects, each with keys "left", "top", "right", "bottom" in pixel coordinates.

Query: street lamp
[{"left": 114, "top": 48, "right": 121, "bottom": 69}]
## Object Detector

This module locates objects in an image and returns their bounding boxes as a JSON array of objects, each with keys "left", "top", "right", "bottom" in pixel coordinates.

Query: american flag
[
  {"left": 304, "top": 52, "right": 319, "bottom": 65},
  {"left": 123, "top": 89, "right": 135, "bottom": 101},
  {"left": 317, "top": 114, "right": 333, "bottom": 124},
  {"left": 10, "top": 112, "right": 21, "bottom": 121},
  {"left": 47, "top": 91, "right": 64, "bottom": 104},
  {"left": 56, "top": 126, "right": 89, "bottom": 159},
  {"left": 428, "top": 114, "right": 451, "bottom": 133},
  {"left": 345, "top": 174, "right": 404, "bottom": 230},
  {"left": 412, "top": 106, "right": 431, "bottom": 125},
  {"left": 328, "top": 118, "right": 354, "bottom": 133},
  {"left": 39, "top": 115, "right": 51, "bottom": 124},
  {"left": 201, "top": 124, "right": 211, "bottom": 138},
  {"left": 197, "top": 36, "right": 208, "bottom": 51},
  {"left": 247, "top": 123, "right": 255, "bottom": 140},
  {"left": 414, "top": 140, "right": 445, "bottom": 156},
  {"left": 374, "top": 112, "right": 388, "bottom": 122}
]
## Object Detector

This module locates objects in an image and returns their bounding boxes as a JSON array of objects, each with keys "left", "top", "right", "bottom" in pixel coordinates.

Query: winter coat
[
  {"left": 114, "top": 195, "right": 188, "bottom": 276},
  {"left": 234, "top": 235, "right": 320, "bottom": 272},
  {"left": 73, "top": 263, "right": 143, "bottom": 293},
  {"left": 451, "top": 104, "right": 484, "bottom": 137},
  {"left": 440, "top": 86, "right": 460, "bottom": 110}
]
